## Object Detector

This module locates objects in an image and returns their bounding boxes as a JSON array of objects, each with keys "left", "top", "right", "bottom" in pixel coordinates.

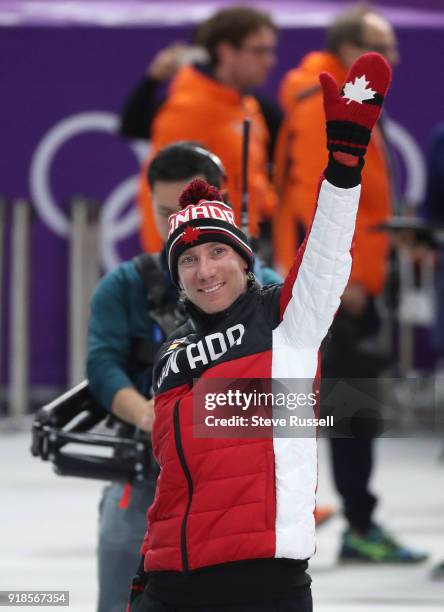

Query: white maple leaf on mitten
[{"left": 342, "top": 74, "right": 376, "bottom": 105}]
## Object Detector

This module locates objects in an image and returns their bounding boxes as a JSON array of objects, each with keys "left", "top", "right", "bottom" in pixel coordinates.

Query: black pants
[
  {"left": 329, "top": 437, "right": 377, "bottom": 532},
  {"left": 321, "top": 303, "right": 384, "bottom": 533},
  {"left": 137, "top": 590, "right": 313, "bottom": 612}
]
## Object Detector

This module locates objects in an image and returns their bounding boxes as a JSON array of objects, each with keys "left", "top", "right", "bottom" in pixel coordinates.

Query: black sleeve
[
  {"left": 119, "top": 76, "right": 166, "bottom": 140},
  {"left": 255, "top": 94, "right": 284, "bottom": 161}
]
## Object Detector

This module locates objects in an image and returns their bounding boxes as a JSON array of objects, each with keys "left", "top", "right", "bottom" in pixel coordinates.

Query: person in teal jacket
[{"left": 87, "top": 141, "right": 281, "bottom": 612}]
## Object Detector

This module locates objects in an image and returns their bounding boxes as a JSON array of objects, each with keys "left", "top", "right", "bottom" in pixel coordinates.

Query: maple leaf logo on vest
[
  {"left": 181, "top": 225, "right": 201, "bottom": 244},
  {"left": 342, "top": 75, "right": 376, "bottom": 104}
]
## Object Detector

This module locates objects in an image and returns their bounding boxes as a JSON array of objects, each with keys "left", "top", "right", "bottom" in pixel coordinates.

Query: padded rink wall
[{"left": 1, "top": 0, "right": 444, "bottom": 397}]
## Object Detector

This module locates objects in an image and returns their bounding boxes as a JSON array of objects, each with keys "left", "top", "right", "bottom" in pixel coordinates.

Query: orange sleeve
[
  {"left": 137, "top": 160, "right": 163, "bottom": 253},
  {"left": 347, "top": 130, "right": 391, "bottom": 294},
  {"left": 280, "top": 96, "right": 329, "bottom": 226},
  {"left": 278, "top": 69, "right": 300, "bottom": 113},
  {"left": 349, "top": 208, "right": 389, "bottom": 295},
  {"left": 137, "top": 97, "right": 218, "bottom": 252},
  {"left": 273, "top": 99, "right": 328, "bottom": 273}
]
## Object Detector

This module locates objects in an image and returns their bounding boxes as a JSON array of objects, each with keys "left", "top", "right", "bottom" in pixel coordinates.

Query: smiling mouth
[{"left": 199, "top": 282, "right": 225, "bottom": 294}]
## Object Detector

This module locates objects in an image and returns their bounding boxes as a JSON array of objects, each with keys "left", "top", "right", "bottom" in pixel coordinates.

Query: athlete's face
[
  {"left": 152, "top": 175, "right": 205, "bottom": 240},
  {"left": 178, "top": 242, "right": 248, "bottom": 314}
]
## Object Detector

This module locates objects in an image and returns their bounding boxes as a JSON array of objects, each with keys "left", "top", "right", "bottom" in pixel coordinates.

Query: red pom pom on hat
[{"left": 178, "top": 179, "right": 223, "bottom": 210}]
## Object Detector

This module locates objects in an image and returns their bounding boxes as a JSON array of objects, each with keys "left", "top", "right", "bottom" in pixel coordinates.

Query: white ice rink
[{"left": 1, "top": 420, "right": 443, "bottom": 611}]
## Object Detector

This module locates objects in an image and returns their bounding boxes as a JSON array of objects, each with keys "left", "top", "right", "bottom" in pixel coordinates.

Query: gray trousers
[{"left": 97, "top": 478, "right": 156, "bottom": 612}]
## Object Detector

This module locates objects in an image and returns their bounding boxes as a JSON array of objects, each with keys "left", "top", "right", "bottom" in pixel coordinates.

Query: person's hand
[
  {"left": 147, "top": 43, "right": 207, "bottom": 81},
  {"left": 111, "top": 389, "right": 156, "bottom": 431},
  {"left": 319, "top": 52, "right": 392, "bottom": 159},
  {"left": 341, "top": 283, "right": 368, "bottom": 317},
  {"left": 137, "top": 398, "right": 155, "bottom": 433}
]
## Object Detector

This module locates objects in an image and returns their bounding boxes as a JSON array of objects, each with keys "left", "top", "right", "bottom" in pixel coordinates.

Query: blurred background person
[
  {"left": 120, "top": 42, "right": 209, "bottom": 142},
  {"left": 274, "top": 2, "right": 426, "bottom": 564},
  {"left": 275, "top": 2, "right": 398, "bottom": 276},
  {"left": 134, "top": 5, "right": 280, "bottom": 255},
  {"left": 120, "top": 40, "right": 282, "bottom": 171}
]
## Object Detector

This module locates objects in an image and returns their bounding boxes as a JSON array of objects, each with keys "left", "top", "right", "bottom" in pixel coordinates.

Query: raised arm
[{"left": 277, "top": 52, "right": 392, "bottom": 349}]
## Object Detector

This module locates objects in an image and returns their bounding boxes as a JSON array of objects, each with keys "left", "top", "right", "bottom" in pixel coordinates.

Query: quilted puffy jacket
[{"left": 142, "top": 162, "right": 361, "bottom": 577}]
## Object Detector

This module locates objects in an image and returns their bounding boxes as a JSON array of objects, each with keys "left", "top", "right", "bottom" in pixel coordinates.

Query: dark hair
[
  {"left": 147, "top": 141, "right": 225, "bottom": 189},
  {"left": 195, "top": 6, "right": 277, "bottom": 66},
  {"left": 326, "top": 3, "right": 373, "bottom": 55}
]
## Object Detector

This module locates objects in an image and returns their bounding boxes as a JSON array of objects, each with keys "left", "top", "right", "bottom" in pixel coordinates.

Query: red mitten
[{"left": 320, "top": 52, "right": 392, "bottom": 157}]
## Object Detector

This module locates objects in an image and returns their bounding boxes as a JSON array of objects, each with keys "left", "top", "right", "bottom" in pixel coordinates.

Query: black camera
[{"left": 31, "top": 380, "right": 154, "bottom": 482}]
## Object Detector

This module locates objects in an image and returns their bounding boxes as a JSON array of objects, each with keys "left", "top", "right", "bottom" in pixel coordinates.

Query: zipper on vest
[{"left": 173, "top": 400, "right": 193, "bottom": 574}]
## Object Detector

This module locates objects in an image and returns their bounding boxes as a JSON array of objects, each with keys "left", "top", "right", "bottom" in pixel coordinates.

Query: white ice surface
[{"left": 0, "top": 419, "right": 443, "bottom": 611}]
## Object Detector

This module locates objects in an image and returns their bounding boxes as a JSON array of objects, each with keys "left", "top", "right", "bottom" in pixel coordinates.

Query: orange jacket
[
  {"left": 138, "top": 66, "right": 277, "bottom": 252},
  {"left": 275, "top": 51, "right": 391, "bottom": 295}
]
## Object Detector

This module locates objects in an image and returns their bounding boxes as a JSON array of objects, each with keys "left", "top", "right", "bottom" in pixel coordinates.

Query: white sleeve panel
[{"left": 278, "top": 179, "right": 360, "bottom": 349}]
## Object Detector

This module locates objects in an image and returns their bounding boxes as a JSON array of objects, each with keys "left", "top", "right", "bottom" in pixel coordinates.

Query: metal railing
[
  {"left": 1, "top": 196, "right": 101, "bottom": 419},
  {"left": 9, "top": 199, "right": 31, "bottom": 418},
  {"left": 68, "top": 196, "right": 101, "bottom": 388}
]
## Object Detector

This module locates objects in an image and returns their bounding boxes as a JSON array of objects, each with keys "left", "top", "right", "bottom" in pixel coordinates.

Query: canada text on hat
[{"left": 168, "top": 200, "right": 237, "bottom": 236}]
